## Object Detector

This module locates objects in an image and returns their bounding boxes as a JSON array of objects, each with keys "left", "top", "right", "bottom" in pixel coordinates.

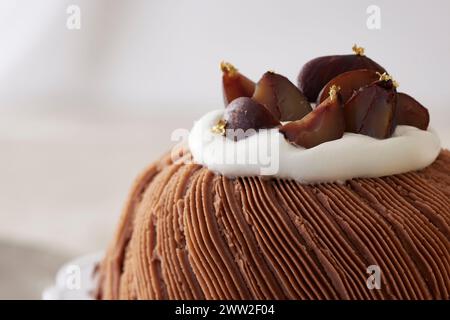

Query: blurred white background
[{"left": 0, "top": 0, "right": 449, "bottom": 298}]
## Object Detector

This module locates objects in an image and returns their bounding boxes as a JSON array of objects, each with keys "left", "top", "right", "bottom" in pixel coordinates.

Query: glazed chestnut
[
  {"left": 223, "top": 97, "right": 280, "bottom": 141},
  {"left": 344, "top": 81, "right": 397, "bottom": 139},
  {"left": 253, "top": 71, "right": 312, "bottom": 121},
  {"left": 317, "top": 69, "right": 380, "bottom": 104},
  {"left": 221, "top": 62, "right": 255, "bottom": 106},
  {"left": 279, "top": 86, "right": 345, "bottom": 149},
  {"left": 395, "top": 92, "right": 429, "bottom": 130},
  {"left": 298, "top": 45, "right": 386, "bottom": 102}
]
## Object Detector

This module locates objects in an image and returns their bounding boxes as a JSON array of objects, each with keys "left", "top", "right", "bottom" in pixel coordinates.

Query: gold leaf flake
[
  {"left": 329, "top": 84, "right": 341, "bottom": 101},
  {"left": 211, "top": 119, "right": 227, "bottom": 135},
  {"left": 352, "top": 44, "right": 365, "bottom": 56},
  {"left": 220, "top": 61, "right": 237, "bottom": 76},
  {"left": 376, "top": 72, "right": 399, "bottom": 88}
]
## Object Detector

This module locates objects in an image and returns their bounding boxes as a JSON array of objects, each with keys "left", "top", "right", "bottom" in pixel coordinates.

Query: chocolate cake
[{"left": 97, "top": 46, "right": 450, "bottom": 300}]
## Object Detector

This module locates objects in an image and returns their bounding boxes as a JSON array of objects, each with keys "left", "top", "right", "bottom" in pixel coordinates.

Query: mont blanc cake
[{"left": 96, "top": 46, "right": 450, "bottom": 300}]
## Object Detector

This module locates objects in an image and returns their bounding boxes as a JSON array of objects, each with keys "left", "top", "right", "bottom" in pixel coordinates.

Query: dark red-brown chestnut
[
  {"left": 279, "top": 86, "right": 345, "bottom": 149},
  {"left": 317, "top": 69, "right": 380, "bottom": 104},
  {"left": 221, "top": 62, "right": 255, "bottom": 106},
  {"left": 223, "top": 97, "right": 281, "bottom": 141},
  {"left": 253, "top": 71, "right": 312, "bottom": 121},
  {"left": 344, "top": 81, "right": 397, "bottom": 139},
  {"left": 298, "top": 45, "right": 386, "bottom": 102},
  {"left": 395, "top": 92, "right": 429, "bottom": 130}
]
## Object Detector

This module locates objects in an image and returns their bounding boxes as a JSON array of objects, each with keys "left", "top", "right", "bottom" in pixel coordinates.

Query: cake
[{"left": 96, "top": 46, "right": 450, "bottom": 300}]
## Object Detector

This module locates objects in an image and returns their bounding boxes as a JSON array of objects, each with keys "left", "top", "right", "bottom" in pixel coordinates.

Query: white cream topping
[{"left": 188, "top": 109, "right": 441, "bottom": 183}]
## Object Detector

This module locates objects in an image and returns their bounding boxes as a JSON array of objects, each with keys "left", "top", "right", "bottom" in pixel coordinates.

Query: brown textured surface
[{"left": 97, "top": 150, "right": 450, "bottom": 300}]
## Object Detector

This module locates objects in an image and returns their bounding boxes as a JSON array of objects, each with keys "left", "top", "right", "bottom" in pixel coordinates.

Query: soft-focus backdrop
[{"left": 0, "top": 0, "right": 449, "bottom": 298}]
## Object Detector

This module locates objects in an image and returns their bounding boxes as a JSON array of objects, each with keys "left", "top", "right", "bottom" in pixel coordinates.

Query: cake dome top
[{"left": 188, "top": 45, "right": 441, "bottom": 183}]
